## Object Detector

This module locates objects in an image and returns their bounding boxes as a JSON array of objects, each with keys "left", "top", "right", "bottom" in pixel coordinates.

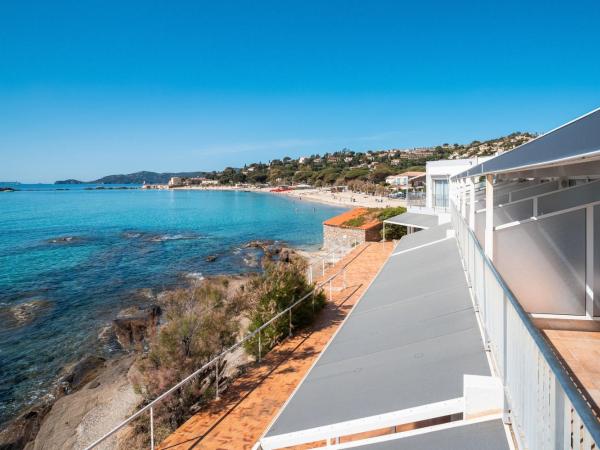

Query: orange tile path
[{"left": 158, "top": 241, "right": 394, "bottom": 450}]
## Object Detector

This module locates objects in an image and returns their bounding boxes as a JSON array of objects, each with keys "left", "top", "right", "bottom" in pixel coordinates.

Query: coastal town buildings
[
  {"left": 167, "top": 176, "right": 219, "bottom": 187},
  {"left": 385, "top": 171, "right": 425, "bottom": 189}
]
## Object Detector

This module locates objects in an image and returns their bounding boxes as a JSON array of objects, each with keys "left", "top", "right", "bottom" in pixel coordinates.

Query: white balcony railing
[{"left": 451, "top": 203, "right": 600, "bottom": 450}]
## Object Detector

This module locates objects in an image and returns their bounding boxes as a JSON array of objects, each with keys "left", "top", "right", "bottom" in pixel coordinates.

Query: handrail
[
  {"left": 306, "top": 240, "right": 359, "bottom": 283},
  {"left": 84, "top": 259, "right": 352, "bottom": 449},
  {"left": 451, "top": 203, "right": 600, "bottom": 444},
  {"left": 478, "top": 178, "right": 600, "bottom": 213},
  {"left": 474, "top": 178, "right": 600, "bottom": 215},
  {"left": 494, "top": 198, "right": 600, "bottom": 231}
]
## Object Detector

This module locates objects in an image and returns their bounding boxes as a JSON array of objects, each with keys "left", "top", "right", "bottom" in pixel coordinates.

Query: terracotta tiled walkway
[
  {"left": 543, "top": 329, "right": 600, "bottom": 408},
  {"left": 158, "top": 241, "right": 394, "bottom": 450}
]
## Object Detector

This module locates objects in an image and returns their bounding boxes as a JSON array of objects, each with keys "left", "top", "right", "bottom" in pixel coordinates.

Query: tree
[
  {"left": 368, "top": 164, "right": 395, "bottom": 184},
  {"left": 133, "top": 281, "right": 241, "bottom": 444}
]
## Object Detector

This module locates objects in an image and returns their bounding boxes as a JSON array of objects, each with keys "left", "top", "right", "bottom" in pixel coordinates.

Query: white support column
[
  {"left": 485, "top": 174, "right": 494, "bottom": 260},
  {"left": 468, "top": 178, "right": 475, "bottom": 230},
  {"left": 586, "top": 206, "right": 594, "bottom": 317}
]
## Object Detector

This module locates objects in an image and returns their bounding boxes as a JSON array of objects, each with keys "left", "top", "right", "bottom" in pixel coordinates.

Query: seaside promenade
[{"left": 157, "top": 241, "right": 394, "bottom": 450}]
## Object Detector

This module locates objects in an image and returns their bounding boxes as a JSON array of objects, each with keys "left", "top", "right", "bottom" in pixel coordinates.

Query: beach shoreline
[{"left": 168, "top": 185, "right": 407, "bottom": 209}]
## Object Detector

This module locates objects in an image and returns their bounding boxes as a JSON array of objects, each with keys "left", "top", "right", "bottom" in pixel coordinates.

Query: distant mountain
[{"left": 55, "top": 171, "right": 208, "bottom": 185}]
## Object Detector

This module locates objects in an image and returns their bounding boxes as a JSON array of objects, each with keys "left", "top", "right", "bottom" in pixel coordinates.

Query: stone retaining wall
[{"left": 323, "top": 223, "right": 382, "bottom": 250}]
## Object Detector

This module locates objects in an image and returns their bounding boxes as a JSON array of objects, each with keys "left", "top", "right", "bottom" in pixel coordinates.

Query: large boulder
[
  {"left": 0, "top": 402, "right": 51, "bottom": 450},
  {"left": 112, "top": 305, "right": 161, "bottom": 350},
  {"left": 54, "top": 355, "right": 107, "bottom": 396}
]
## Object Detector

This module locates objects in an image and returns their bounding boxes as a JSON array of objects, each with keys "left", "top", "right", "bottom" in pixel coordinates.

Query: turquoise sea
[{"left": 0, "top": 184, "right": 345, "bottom": 425}]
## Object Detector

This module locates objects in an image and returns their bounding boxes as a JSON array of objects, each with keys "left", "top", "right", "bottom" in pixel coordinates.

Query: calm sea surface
[{"left": 0, "top": 184, "right": 346, "bottom": 424}]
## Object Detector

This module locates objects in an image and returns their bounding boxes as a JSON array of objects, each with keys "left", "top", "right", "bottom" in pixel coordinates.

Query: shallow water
[{"left": 0, "top": 185, "right": 346, "bottom": 424}]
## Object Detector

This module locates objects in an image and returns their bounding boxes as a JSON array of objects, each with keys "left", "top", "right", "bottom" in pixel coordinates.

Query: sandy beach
[
  {"left": 276, "top": 188, "right": 406, "bottom": 209},
  {"left": 170, "top": 185, "right": 407, "bottom": 209}
]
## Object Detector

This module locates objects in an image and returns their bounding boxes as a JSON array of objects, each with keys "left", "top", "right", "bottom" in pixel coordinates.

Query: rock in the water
[
  {"left": 244, "top": 239, "right": 274, "bottom": 249},
  {"left": 205, "top": 255, "right": 217, "bottom": 262},
  {"left": 0, "top": 299, "right": 53, "bottom": 329},
  {"left": 112, "top": 305, "right": 161, "bottom": 350},
  {"left": 47, "top": 236, "right": 80, "bottom": 244}
]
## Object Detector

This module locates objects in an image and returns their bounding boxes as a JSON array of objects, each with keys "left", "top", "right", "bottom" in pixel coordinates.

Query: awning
[
  {"left": 264, "top": 224, "right": 492, "bottom": 436},
  {"left": 384, "top": 212, "right": 440, "bottom": 229},
  {"left": 453, "top": 107, "right": 600, "bottom": 179}
]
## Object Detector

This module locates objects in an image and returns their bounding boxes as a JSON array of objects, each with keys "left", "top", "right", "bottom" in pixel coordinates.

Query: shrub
[
  {"left": 379, "top": 206, "right": 407, "bottom": 240},
  {"left": 132, "top": 282, "right": 242, "bottom": 444},
  {"left": 243, "top": 260, "right": 325, "bottom": 358},
  {"left": 377, "top": 206, "right": 406, "bottom": 221},
  {"left": 343, "top": 216, "right": 366, "bottom": 228}
]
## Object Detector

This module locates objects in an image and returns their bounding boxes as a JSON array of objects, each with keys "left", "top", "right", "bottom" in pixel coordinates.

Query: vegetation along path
[{"left": 158, "top": 241, "right": 395, "bottom": 450}]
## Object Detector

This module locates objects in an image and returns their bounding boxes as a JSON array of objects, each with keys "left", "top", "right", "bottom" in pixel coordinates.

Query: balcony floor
[{"left": 541, "top": 326, "right": 600, "bottom": 410}]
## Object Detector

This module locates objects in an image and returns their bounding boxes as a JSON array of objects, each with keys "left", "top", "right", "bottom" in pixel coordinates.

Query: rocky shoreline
[{"left": 0, "top": 240, "right": 313, "bottom": 450}]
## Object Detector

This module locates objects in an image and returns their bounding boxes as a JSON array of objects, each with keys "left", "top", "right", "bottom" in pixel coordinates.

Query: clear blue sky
[{"left": 1, "top": 0, "right": 599, "bottom": 182}]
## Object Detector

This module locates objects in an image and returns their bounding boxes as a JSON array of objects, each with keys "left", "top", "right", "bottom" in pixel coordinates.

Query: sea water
[{"left": 0, "top": 185, "right": 346, "bottom": 424}]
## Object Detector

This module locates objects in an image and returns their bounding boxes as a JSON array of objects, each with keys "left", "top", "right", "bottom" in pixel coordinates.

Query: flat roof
[
  {"left": 265, "top": 224, "right": 491, "bottom": 436},
  {"left": 324, "top": 208, "right": 381, "bottom": 230},
  {"left": 454, "top": 108, "right": 600, "bottom": 179},
  {"left": 384, "top": 212, "right": 439, "bottom": 229},
  {"left": 345, "top": 419, "right": 509, "bottom": 450}
]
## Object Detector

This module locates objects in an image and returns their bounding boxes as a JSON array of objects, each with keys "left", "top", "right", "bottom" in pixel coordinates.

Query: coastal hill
[
  {"left": 55, "top": 171, "right": 208, "bottom": 185},
  {"left": 54, "top": 132, "right": 535, "bottom": 186},
  {"left": 211, "top": 131, "right": 536, "bottom": 186}
]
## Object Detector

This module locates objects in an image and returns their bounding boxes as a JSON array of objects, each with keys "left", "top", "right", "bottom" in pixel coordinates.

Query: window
[{"left": 433, "top": 178, "right": 449, "bottom": 208}]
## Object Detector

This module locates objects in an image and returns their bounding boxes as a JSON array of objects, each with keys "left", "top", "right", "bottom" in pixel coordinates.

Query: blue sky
[{"left": 1, "top": 0, "right": 599, "bottom": 182}]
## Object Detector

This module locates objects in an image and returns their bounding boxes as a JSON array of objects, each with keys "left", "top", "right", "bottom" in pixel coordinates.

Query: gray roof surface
[
  {"left": 266, "top": 224, "right": 490, "bottom": 436},
  {"left": 455, "top": 108, "right": 600, "bottom": 179},
  {"left": 384, "top": 211, "right": 439, "bottom": 229},
  {"left": 348, "top": 419, "right": 509, "bottom": 450}
]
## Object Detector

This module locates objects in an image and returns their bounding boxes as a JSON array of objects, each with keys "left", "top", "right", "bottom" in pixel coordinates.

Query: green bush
[
  {"left": 377, "top": 206, "right": 406, "bottom": 221},
  {"left": 379, "top": 206, "right": 407, "bottom": 240},
  {"left": 343, "top": 216, "right": 366, "bottom": 228},
  {"left": 243, "top": 260, "right": 326, "bottom": 358}
]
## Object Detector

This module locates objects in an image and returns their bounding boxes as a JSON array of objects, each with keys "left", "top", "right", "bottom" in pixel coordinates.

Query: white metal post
[
  {"left": 461, "top": 179, "right": 467, "bottom": 219},
  {"left": 215, "top": 359, "right": 220, "bottom": 400},
  {"left": 469, "top": 178, "right": 475, "bottom": 230},
  {"left": 586, "top": 206, "right": 595, "bottom": 317},
  {"left": 485, "top": 174, "right": 494, "bottom": 260},
  {"left": 150, "top": 407, "right": 155, "bottom": 450},
  {"left": 258, "top": 330, "right": 262, "bottom": 362}
]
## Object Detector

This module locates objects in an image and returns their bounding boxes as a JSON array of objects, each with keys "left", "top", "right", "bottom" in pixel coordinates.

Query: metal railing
[
  {"left": 84, "top": 258, "right": 354, "bottom": 450},
  {"left": 451, "top": 203, "right": 600, "bottom": 450},
  {"left": 406, "top": 191, "right": 426, "bottom": 207},
  {"left": 305, "top": 239, "right": 359, "bottom": 284}
]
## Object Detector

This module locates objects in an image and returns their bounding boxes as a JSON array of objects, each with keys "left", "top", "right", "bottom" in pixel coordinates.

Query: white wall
[{"left": 426, "top": 157, "right": 494, "bottom": 209}]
